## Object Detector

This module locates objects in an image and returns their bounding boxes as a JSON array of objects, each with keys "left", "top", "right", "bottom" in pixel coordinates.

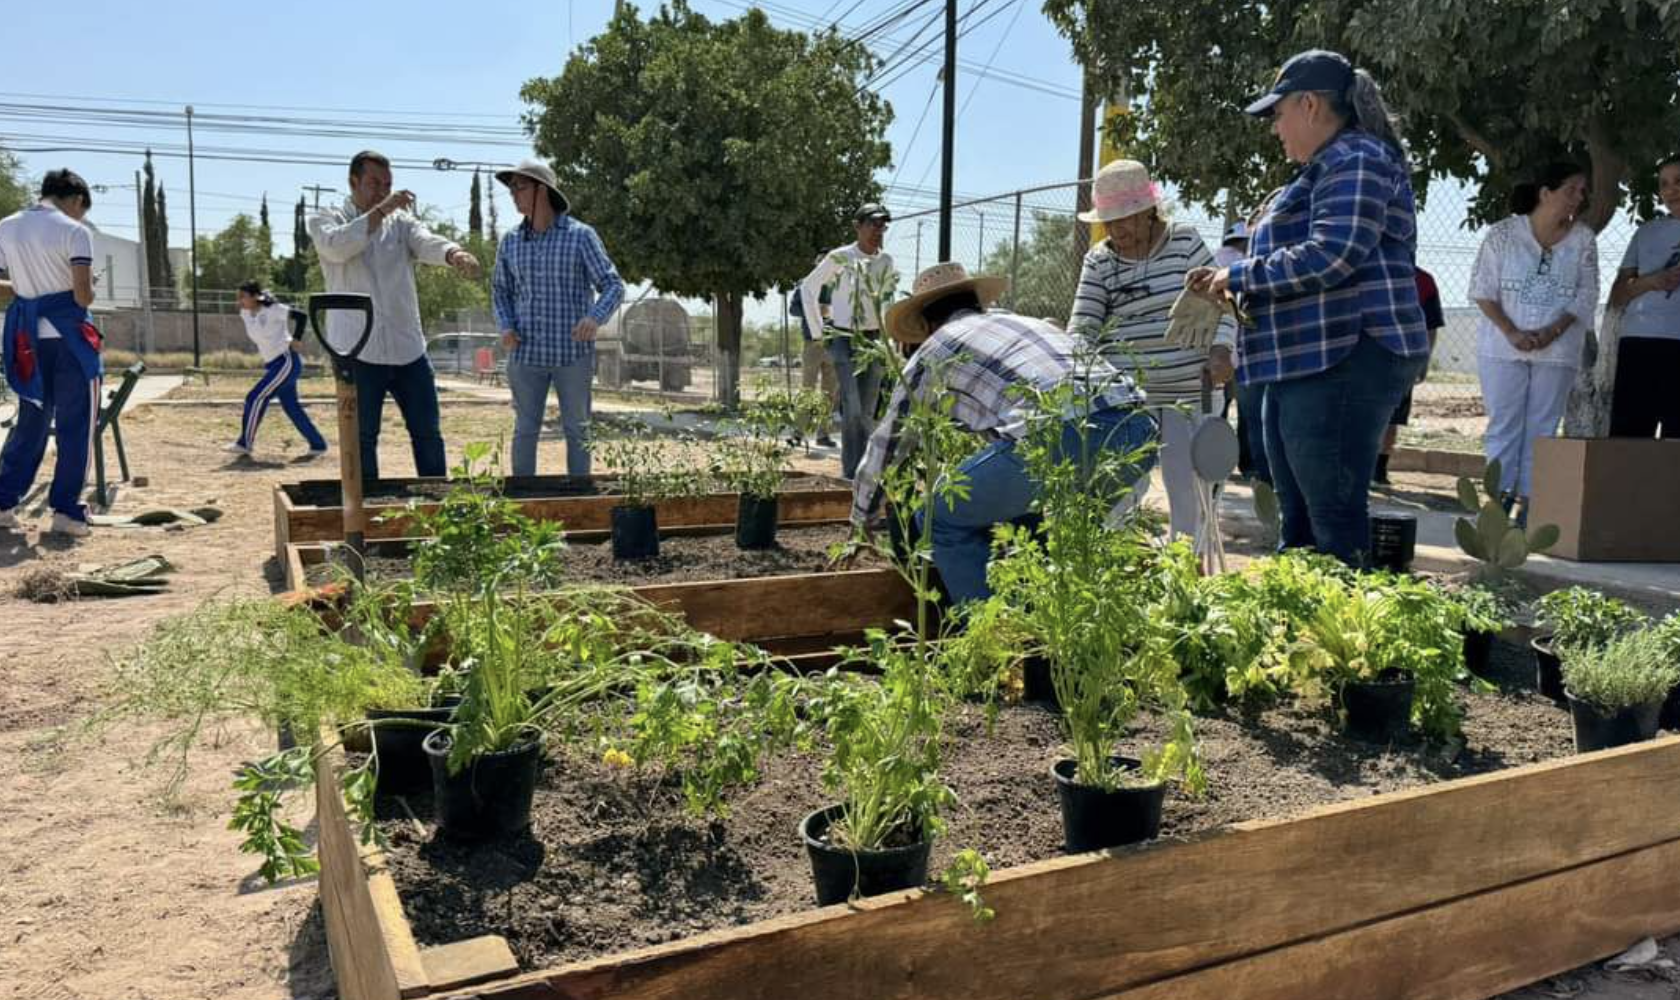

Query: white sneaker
[
  {"left": 307, "top": 445, "right": 330, "bottom": 458},
  {"left": 50, "top": 513, "right": 90, "bottom": 538},
  {"left": 0, "top": 508, "right": 18, "bottom": 530},
  {"left": 223, "top": 442, "right": 251, "bottom": 456}
]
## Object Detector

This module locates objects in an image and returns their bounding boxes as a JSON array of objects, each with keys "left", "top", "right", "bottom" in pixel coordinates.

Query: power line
[
  {"left": 910, "top": 0, "right": 1026, "bottom": 191},
  {"left": 0, "top": 90, "right": 516, "bottom": 122}
]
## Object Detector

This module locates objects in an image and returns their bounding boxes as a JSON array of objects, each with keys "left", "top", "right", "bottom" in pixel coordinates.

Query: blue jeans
[
  {"left": 508, "top": 359, "right": 593, "bottom": 477},
  {"left": 925, "top": 407, "right": 1157, "bottom": 605},
  {"left": 351, "top": 356, "right": 445, "bottom": 483},
  {"left": 1235, "top": 380, "right": 1271, "bottom": 484},
  {"left": 0, "top": 338, "right": 97, "bottom": 520},
  {"left": 239, "top": 351, "right": 326, "bottom": 451},
  {"left": 827, "top": 335, "right": 882, "bottom": 478},
  {"left": 1261, "top": 335, "right": 1427, "bottom": 565}
]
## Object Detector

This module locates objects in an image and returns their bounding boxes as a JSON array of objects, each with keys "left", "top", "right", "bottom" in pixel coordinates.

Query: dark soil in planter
[
  {"left": 287, "top": 474, "right": 846, "bottom": 506},
  {"left": 377, "top": 635, "right": 1573, "bottom": 972},
  {"left": 307, "top": 524, "right": 880, "bottom": 589}
]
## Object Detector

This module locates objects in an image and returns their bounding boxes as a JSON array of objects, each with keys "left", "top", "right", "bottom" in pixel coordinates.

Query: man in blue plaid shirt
[
  {"left": 1189, "top": 50, "right": 1429, "bottom": 565},
  {"left": 493, "top": 159, "right": 625, "bottom": 477},
  {"left": 853, "top": 263, "right": 1154, "bottom": 604}
]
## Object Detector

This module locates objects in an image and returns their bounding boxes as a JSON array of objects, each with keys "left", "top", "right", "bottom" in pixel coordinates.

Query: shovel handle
[{"left": 307, "top": 293, "right": 375, "bottom": 367}]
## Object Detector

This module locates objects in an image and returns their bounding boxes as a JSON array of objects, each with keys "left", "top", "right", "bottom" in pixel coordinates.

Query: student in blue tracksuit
[
  {"left": 0, "top": 169, "right": 102, "bottom": 537},
  {"left": 226, "top": 280, "right": 328, "bottom": 458}
]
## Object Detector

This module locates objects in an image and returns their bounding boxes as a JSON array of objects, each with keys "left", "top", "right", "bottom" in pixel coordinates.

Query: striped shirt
[
  {"left": 1068, "top": 223, "right": 1236, "bottom": 404},
  {"left": 1227, "top": 129, "right": 1431, "bottom": 384},
  {"left": 492, "top": 215, "right": 625, "bottom": 368},
  {"left": 850, "top": 310, "right": 1142, "bottom": 524}
]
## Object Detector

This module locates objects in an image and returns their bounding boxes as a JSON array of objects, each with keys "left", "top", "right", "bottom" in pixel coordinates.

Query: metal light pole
[
  {"left": 915, "top": 220, "right": 924, "bottom": 274},
  {"left": 977, "top": 210, "right": 986, "bottom": 270},
  {"left": 185, "top": 105, "right": 201, "bottom": 369},
  {"left": 302, "top": 184, "right": 337, "bottom": 211},
  {"left": 937, "top": 0, "right": 956, "bottom": 261}
]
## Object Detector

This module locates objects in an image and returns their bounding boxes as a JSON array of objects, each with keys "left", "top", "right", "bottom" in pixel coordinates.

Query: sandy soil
[{"left": 0, "top": 386, "right": 1670, "bottom": 1000}]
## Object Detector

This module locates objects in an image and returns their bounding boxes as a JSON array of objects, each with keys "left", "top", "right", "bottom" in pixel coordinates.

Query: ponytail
[
  {"left": 1346, "top": 70, "right": 1405, "bottom": 161},
  {"left": 237, "top": 279, "right": 275, "bottom": 307}
]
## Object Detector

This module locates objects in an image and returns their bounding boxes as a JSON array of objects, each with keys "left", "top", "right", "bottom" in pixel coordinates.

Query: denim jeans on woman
[
  {"left": 508, "top": 358, "right": 594, "bottom": 477},
  {"left": 1261, "top": 335, "right": 1426, "bottom": 566},
  {"left": 826, "top": 334, "right": 883, "bottom": 478},
  {"left": 923, "top": 406, "right": 1158, "bottom": 605}
]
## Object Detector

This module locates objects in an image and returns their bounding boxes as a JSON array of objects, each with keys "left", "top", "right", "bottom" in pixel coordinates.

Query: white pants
[
  {"left": 1478, "top": 356, "right": 1575, "bottom": 497},
  {"left": 1151, "top": 396, "right": 1222, "bottom": 540}
]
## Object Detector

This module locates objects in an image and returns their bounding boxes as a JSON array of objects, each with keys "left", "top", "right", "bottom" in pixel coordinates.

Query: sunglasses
[{"left": 1535, "top": 247, "right": 1554, "bottom": 277}]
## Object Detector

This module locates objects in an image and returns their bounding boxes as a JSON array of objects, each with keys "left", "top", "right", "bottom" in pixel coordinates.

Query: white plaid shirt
[
  {"left": 850, "top": 310, "right": 1143, "bottom": 523},
  {"left": 492, "top": 215, "right": 625, "bottom": 368}
]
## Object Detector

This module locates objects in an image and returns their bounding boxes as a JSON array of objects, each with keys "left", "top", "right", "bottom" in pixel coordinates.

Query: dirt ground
[{"left": 0, "top": 387, "right": 1672, "bottom": 1000}]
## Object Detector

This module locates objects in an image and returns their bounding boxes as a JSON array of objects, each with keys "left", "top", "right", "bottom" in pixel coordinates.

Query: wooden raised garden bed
[
  {"left": 272, "top": 473, "right": 854, "bottom": 564},
  {"left": 317, "top": 733, "right": 1680, "bottom": 1000}
]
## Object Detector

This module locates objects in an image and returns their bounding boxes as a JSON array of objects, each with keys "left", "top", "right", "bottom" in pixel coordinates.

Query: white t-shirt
[
  {"left": 1617, "top": 215, "right": 1680, "bottom": 341},
  {"left": 1468, "top": 215, "right": 1598, "bottom": 367},
  {"left": 0, "top": 201, "right": 94, "bottom": 340},
  {"left": 799, "top": 242, "right": 895, "bottom": 336},
  {"left": 241, "top": 301, "right": 296, "bottom": 363}
]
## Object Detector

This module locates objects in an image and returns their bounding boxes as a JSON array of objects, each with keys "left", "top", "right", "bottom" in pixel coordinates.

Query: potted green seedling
[
  {"left": 589, "top": 420, "right": 703, "bottom": 560},
  {"left": 1534, "top": 587, "right": 1646, "bottom": 703},
  {"left": 1560, "top": 628, "right": 1679, "bottom": 752},
  {"left": 714, "top": 385, "right": 802, "bottom": 549},
  {"left": 1441, "top": 583, "right": 1515, "bottom": 678}
]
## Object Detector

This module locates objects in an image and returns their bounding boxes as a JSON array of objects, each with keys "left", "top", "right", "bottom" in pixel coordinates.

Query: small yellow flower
[{"left": 601, "top": 748, "right": 634, "bottom": 770}]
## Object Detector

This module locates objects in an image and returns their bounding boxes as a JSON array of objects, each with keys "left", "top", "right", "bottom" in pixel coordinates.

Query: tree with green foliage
[
  {"left": 141, "top": 151, "right": 176, "bottom": 306},
  {"left": 259, "top": 193, "right": 270, "bottom": 230},
  {"left": 0, "top": 145, "right": 28, "bottom": 219},
  {"left": 191, "top": 214, "right": 273, "bottom": 307},
  {"left": 520, "top": 1, "right": 892, "bottom": 406},
  {"left": 273, "top": 196, "right": 316, "bottom": 293},
  {"left": 1043, "top": 0, "right": 1680, "bottom": 228},
  {"left": 981, "top": 211, "right": 1080, "bottom": 323},
  {"left": 468, "top": 169, "right": 483, "bottom": 241}
]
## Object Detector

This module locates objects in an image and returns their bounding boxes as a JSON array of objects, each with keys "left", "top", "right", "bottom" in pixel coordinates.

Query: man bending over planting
[{"left": 849, "top": 262, "right": 1158, "bottom": 604}]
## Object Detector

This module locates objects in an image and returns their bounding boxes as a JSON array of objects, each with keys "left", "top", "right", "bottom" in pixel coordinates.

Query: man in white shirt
[
  {"left": 307, "top": 150, "right": 480, "bottom": 483},
  {"left": 0, "top": 169, "right": 101, "bottom": 537},
  {"left": 799, "top": 203, "right": 896, "bottom": 478}
]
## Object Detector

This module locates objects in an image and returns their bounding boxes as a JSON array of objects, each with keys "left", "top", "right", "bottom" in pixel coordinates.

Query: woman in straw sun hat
[
  {"left": 849, "top": 262, "right": 1156, "bottom": 605},
  {"left": 1069, "top": 158, "right": 1237, "bottom": 543}
]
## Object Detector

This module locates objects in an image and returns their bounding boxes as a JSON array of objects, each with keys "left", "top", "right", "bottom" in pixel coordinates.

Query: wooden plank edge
[
  {"left": 1100, "top": 835, "right": 1680, "bottom": 1000},
  {"left": 424, "top": 737, "right": 1680, "bottom": 1000},
  {"left": 420, "top": 937, "right": 522, "bottom": 994}
]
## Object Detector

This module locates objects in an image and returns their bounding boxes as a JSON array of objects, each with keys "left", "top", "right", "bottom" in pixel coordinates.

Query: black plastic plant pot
[
  {"left": 735, "top": 494, "right": 780, "bottom": 550},
  {"left": 1662, "top": 684, "right": 1680, "bottom": 732},
  {"left": 1462, "top": 630, "right": 1495, "bottom": 678},
  {"left": 1566, "top": 691, "right": 1663, "bottom": 753},
  {"left": 1052, "top": 757, "right": 1165, "bottom": 853},
  {"left": 1339, "top": 670, "right": 1415, "bottom": 743},
  {"left": 423, "top": 729, "right": 542, "bottom": 840},
  {"left": 1532, "top": 636, "right": 1565, "bottom": 703},
  {"left": 610, "top": 504, "right": 659, "bottom": 561},
  {"left": 1368, "top": 513, "right": 1418, "bottom": 573},
  {"left": 1022, "top": 655, "right": 1059, "bottom": 708},
  {"left": 800, "top": 804, "right": 932, "bottom": 907},
  {"left": 367, "top": 701, "right": 459, "bottom": 795}
]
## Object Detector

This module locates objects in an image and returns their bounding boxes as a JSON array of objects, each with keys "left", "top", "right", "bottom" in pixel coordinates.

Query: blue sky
[{"left": 1, "top": 0, "right": 1088, "bottom": 257}]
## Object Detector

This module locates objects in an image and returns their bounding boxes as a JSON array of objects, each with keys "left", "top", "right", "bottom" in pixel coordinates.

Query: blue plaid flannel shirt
[
  {"left": 1228, "top": 129, "right": 1430, "bottom": 384},
  {"left": 850, "top": 311, "right": 1144, "bottom": 524},
  {"left": 492, "top": 215, "right": 625, "bottom": 368}
]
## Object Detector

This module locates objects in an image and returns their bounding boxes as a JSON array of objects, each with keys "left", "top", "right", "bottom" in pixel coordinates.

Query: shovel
[{"left": 306, "top": 293, "right": 376, "bottom": 580}]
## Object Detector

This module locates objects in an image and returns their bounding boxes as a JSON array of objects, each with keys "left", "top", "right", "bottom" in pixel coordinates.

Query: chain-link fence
[{"left": 882, "top": 179, "right": 1642, "bottom": 457}]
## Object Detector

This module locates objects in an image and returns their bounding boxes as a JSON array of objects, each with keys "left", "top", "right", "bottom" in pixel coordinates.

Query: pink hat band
[{"left": 1091, "top": 181, "right": 1161, "bottom": 216}]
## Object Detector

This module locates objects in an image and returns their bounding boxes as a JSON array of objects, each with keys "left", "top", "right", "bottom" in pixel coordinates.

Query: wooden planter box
[
  {"left": 317, "top": 735, "right": 1680, "bottom": 1000},
  {"left": 272, "top": 473, "right": 854, "bottom": 565}
]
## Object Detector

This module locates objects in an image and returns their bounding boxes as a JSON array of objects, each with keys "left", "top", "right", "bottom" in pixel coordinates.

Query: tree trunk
[
  {"left": 715, "top": 290, "right": 743, "bottom": 410},
  {"left": 1583, "top": 112, "right": 1627, "bottom": 234}
]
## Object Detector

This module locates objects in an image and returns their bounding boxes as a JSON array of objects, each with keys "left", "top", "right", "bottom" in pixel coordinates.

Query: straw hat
[
  {"left": 495, "top": 158, "right": 570, "bottom": 215},
  {"left": 1077, "top": 159, "right": 1162, "bottom": 224},
  {"left": 883, "top": 262, "right": 1008, "bottom": 346}
]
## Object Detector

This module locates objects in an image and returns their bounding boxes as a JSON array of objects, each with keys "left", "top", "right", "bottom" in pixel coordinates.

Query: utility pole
[
  {"left": 1072, "top": 70, "right": 1098, "bottom": 271},
  {"left": 302, "top": 184, "right": 336, "bottom": 211},
  {"left": 185, "top": 104, "right": 201, "bottom": 369},
  {"left": 937, "top": 0, "right": 956, "bottom": 261},
  {"left": 134, "top": 170, "right": 154, "bottom": 355}
]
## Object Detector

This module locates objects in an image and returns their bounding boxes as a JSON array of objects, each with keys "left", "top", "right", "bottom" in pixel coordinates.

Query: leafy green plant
[
  {"left": 1536, "top": 587, "right": 1646, "bottom": 650},
  {"left": 1440, "top": 582, "right": 1516, "bottom": 635},
  {"left": 712, "top": 384, "right": 802, "bottom": 500},
  {"left": 589, "top": 419, "right": 708, "bottom": 509},
  {"left": 404, "top": 442, "right": 566, "bottom": 594},
  {"left": 1452, "top": 459, "right": 1560, "bottom": 572},
  {"left": 1560, "top": 628, "right": 1680, "bottom": 711}
]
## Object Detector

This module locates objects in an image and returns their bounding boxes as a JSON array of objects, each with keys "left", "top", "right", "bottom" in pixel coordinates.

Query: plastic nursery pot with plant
[
  {"left": 590, "top": 420, "right": 705, "bottom": 561},
  {"left": 715, "top": 384, "right": 814, "bottom": 550},
  {"left": 1535, "top": 587, "right": 1647, "bottom": 705},
  {"left": 1451, "top": 457, "right": 1561, "bottom": 580},
  {"left": 1559, "top": 628, "right": 1679, "bottom": 753},
  {"left": 1442, "top": 583, "right": 1515, "bottom": 679},
  {"left": 978, "top": 369, "right": 1203, "bottom": 854}
]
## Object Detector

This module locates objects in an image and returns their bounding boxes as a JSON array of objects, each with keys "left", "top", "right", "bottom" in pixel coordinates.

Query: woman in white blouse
[
  {"left": 1469, "top": 162, "right": 1598, "bottom": 517},
  {"left": 1068, "top": 160, "right": 1236, "bottom": 540}
]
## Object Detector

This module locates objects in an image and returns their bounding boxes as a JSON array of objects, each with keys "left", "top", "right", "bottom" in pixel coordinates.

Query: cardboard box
[{"left": 1529, "top": 438, "right": 1680, "bottom": 562}]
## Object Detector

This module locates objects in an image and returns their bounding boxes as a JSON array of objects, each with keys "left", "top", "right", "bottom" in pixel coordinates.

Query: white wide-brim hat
[
  {"left": 1078, "top": 158, "right": 1162, "bottom": 224},
  {"left": 495, "top": 158, "right": 570, "bottom": 215},
  {"left": 884, "top": 262, "right": 1008, "bottom": 346}
]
